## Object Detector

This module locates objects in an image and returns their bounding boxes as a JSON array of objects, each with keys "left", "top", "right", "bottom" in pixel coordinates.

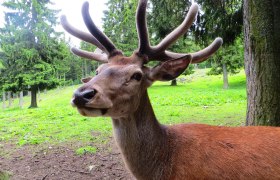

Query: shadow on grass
[{"left": 228, "top": 79, "right": 246, "bottom": 89}]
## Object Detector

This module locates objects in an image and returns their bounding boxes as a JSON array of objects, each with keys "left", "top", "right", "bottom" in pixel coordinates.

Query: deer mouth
[
  {"left": 71, "top": 97, "right": 110, "bottom": 116},
  {"left": 76, "top": 107, "right": 109, "bottom": 117},
  {"left": 84, "top": 107, "right": 108, "bottom": 115}
]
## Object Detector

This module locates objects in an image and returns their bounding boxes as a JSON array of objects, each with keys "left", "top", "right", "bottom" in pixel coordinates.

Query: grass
[
  {"left": 0, "top": 69, "right": 247, "bottom": 151},
  {"left": 75, "top": 146, "right": 97, "bottom": 155},
  {"left": 0, "top": 171, "right": 11, "bottom": 180},
  {"left": 151, "top": 69, "right": 246, "bottom": 126}
]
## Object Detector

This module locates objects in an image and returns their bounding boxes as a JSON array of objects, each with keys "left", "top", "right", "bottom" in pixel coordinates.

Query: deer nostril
[
  {"left": 82, "top": 89, "right": 97, "bottom": 100},
  {"left": 72, "top": 89, "right": 97, "bottom": 108}
]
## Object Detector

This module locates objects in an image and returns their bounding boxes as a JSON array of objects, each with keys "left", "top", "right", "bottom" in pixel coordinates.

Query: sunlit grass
[
  {"left": 0, "top": 69, "right": 247, "bottom": 149},
  {"left": 151, "top": 69, "right": 246, "bottom": 126},
  {"left": 0, "top": 86, "right": 111, "bottom": 147}
]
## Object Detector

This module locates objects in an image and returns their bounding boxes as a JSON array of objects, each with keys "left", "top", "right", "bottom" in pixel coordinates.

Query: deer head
[{"left": 61, "top": 0, "right": 222, "bottom": 119}]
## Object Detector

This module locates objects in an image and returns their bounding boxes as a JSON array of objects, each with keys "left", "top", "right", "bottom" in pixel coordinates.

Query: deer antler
[
  {"left": 60, "top": 15, "right": 106, "bottom": 52},
  {"left": 60, "top": 2, "right": 123, "bottom": 63},
  {"left": 136, "top": 0, "right": 223, "bottom": 63},
  {"left": 62, "top": 0, "right": 222, "bottom": 64},
  {"left": 81, "top": 2, "right": 123, "bottom": 58},
  {"left": 71, "top": 47, "right": 108, "bottom": 63},
  {"left": 165, "top": 37, "right": 223, "bottom": 63},
  {"left": 60, "top": 15, "right": 109, "bottom": 62}
]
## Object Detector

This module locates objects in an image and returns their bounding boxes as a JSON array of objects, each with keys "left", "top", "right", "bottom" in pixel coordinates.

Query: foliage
[
  {"left": 149, "top": 0, "right": 191, "bottom": 45},
  {"left": 149, "top": 0, "right": 198, "bottom": 85},
  {"left": 103, "top": 0, "right": 138, "bottom": 56},
  {"left": 79, "top": 41, "right": 100, "bottom": 77},
  {"left": 195, "top": 0, "right": 243, "bottom": 45},
  {"left": 195, "top": 0, "right": 243, "bottom": 77},
  {"left": 0, "top": 0, "right": 73, "bottom": 107},
  {"left": 102, "top": 0, "right": 198, "bottom": 58},
  {"left": 207, "top": 37, "right": 244, "bottom": 75},
  {"left": 149, "top": 0, "right": 199, "bottom": 58},
  {"left": 148, "top": 0, "right": 244, "bottom": 81}
]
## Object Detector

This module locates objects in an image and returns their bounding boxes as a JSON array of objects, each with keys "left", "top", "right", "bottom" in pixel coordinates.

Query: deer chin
[{"left": 77, "top": 107, "right": 109, "bottom": 117}]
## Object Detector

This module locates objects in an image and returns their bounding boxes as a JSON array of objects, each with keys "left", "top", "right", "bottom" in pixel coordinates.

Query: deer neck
[{"left": 112, "top": 90, "right": 172, "bottom": 179}]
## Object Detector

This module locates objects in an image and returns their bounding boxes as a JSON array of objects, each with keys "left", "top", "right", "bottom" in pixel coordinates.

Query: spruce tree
[
  {"left": 103, "top": 0, "right": 138, "bottom": 56},
  {"left": 195, "top": 0, "right": 243, "bottom": 89},
  {"left": 0, "top": 0, "right": 61, "bottom": 108}
]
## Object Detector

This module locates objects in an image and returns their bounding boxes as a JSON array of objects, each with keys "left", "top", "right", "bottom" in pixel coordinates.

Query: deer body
[
  {"left": 170, "top": 125, "right": 280, "bottom": 179},
  {"left": 112, "top": 91, "right": 280, "bottom": 179},
  {"left": 61, "top": 0, "right": 280, "bottom": 179}
]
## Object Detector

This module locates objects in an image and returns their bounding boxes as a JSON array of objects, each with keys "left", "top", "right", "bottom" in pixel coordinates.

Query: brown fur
[
  {"left": 110, "top": 90, "right": 280, "bottom": 180},
  {"left": 169, "top": 124, "right": 280, "bottom": 179}
]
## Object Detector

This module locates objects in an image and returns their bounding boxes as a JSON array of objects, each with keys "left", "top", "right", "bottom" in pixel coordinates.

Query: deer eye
[
  {"left": 131, "top": 72, "right": 142, "bottom": 81},
  {"left": 95, "top": 70, "right": 99, "bottom": 75}
]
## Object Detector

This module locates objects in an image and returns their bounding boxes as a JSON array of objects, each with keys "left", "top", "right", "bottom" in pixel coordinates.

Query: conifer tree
[
  {"left": 103, "top": 0, "right": 138, "bottom": 56},
  {"left": 0, "top": 0, "right": 61, "bottom": 108}
]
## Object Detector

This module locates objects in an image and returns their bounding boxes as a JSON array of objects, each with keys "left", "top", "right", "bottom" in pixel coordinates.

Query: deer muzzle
[{"left": 72, "top": 89, "right": 97, "bottom": 108}]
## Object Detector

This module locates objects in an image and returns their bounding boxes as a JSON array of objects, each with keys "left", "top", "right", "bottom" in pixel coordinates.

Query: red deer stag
[{"left": 61, "top": 1, "right": 280, "bottom": 179}]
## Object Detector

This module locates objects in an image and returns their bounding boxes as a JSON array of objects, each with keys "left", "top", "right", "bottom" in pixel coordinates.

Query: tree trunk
[
  {"left": 2, "top": 91, "right": 6, "bottom": 109},
  {"left": 38, "top": 88, "right": 40, "bottom": 101},
  {"left": 29, "top": 86, "right": 38, "bottom": 108},
  {"left": 19, "top": 91, "right": 24, "bottom": 109},
  {"left": 222, "top": 63, "right": 229, "bottom": 89},
  {"left": 63, "top": 73, "right": 66, "bottom": 87},
  {"left": 84, "top": 60, "right": 88, "bottom": 77},
  {"left": 8, "top": 91, "right": 12, "bottom": 107},
  {"left": 171, "top": 79, "right": 177, "bottom": 86},
  {"left": 244, "top": 0, "right": 280, "bottom": 126},
  {"left": 28, "top": 85, "right": 31, "bottom": 96}
]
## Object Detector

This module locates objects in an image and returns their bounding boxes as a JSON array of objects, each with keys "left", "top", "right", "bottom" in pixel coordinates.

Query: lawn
[{"left": 0, "top": 69, "right": 247, "bottom": 152}]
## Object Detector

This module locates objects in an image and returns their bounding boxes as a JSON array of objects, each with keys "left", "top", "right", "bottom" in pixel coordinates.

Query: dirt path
[{"left": 0, "top": 139, "right": 134, "bottom": 180}]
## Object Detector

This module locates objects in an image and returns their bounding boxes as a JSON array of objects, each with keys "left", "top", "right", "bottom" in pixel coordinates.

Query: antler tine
[
  {"left": 60, "top": 15, "right": 107, "bottom": 54},
  {"left": 136, "top": 0, "right": 150, "bottom": 54},
  {"left": 82, "top": 2, "right": 122, "bottom": 57},
  {"left": 71, "top": 47, "right": 108, "bottom": 63},
  {"left": 190, "top": 37, "right": 223, "bottom": 63},
  {"left": 153, "top": 3, "right": 199, "bottom": 53},
  {"left": 164, "top": 37, "right": 223, "bottom": 63}
]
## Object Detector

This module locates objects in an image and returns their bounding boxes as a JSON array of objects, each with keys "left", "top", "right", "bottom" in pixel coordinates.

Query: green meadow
[{"left": 0, "top": 69, "right": 247, "bottom": 152}]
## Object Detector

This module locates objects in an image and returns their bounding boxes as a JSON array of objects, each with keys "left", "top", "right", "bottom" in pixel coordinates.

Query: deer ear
[
  {"left": 81, "top": 77, "right": 93, "bottom": 83},
  {"left": 148, "top": 55, "right": 192, "bottom": 81}
]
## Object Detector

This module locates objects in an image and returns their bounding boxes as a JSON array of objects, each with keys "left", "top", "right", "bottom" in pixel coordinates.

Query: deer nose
[{"left": 72, "top": 89, "right": 97, "bottom": 107}]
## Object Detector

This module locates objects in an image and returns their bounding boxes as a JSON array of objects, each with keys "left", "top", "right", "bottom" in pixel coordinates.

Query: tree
[
  {"left": 207, "top": 37, "right": 244, "bottom": 88},
  {"left": 150, "top": 0, "right": 192, "bottom": 86},
  {"left": 0, "top": 50, "right": 6, "bottom": 110},
  {"left": 64, "top": 52, "right": 84, "bottom": 84},
  {"left": 196, "top": 0, "right": 243, "bottom": 89},
  {"left": 0, "top": 0, "right": 61, "bottom": 108},
  {"left": 80, "top": 41, "right": 100, "bottom": 77},
  {"left": 244, "top": 0, "right": 280, "bottom": 126},
  {"left": 103, "top": 0, "right": 138, "bottom": 56}
]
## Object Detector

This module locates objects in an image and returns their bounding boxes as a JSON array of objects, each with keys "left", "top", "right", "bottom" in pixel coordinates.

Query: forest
[{"left": 1, "top": 0, "right": 280, "bottom": 179}]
